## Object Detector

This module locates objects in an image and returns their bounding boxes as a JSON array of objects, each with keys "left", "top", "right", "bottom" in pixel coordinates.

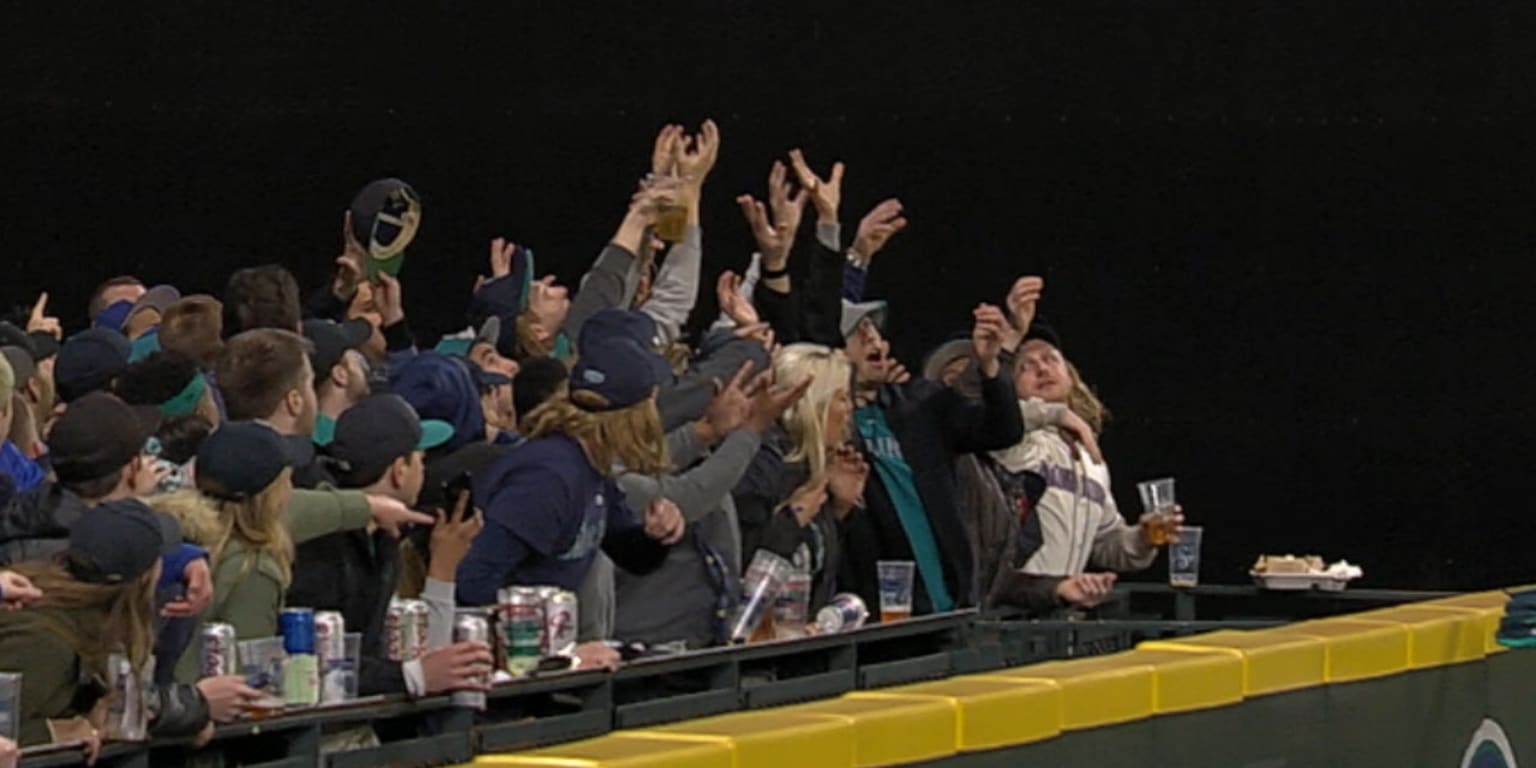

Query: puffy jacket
[{"left": 0, "top": 483, "right": 88, "bottom": 566}]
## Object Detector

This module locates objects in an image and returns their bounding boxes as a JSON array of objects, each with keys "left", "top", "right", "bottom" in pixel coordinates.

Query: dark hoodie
[{"left": 0, "top": 482, "right": 89, "bottom": 566}]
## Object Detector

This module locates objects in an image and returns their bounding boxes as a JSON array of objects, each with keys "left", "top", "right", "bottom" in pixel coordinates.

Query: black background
[{"left": 4, "top": 2, "right": 1535, "bottom": 589}]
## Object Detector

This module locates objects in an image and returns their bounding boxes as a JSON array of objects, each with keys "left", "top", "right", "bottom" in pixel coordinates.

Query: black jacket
[
  {"left": 840, "top": 373, "right": 1025, "bottom": 616},
  {"left": 0, "top": 483, "right": 87, "bottom": 567},
  {"left": 731, "top": 428, "right": 844, "bottom": 609},
  {"left": 287, "top": 528, "right": 405, "bottom": 696}
]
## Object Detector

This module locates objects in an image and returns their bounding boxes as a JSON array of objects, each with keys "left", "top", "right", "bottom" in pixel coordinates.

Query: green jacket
[
  {"left": 173, "top": 487, "right": 371, "bottom": 682},
  {"left": 0, "top": 606, "right": 107, "bottom": 746}
]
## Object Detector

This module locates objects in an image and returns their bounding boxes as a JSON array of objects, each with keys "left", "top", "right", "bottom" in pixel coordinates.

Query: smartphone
[{"left": 442, "top": 471, "right": 474, "bottom": 521}]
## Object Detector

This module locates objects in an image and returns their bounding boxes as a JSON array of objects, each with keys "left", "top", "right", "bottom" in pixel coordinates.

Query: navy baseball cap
[
  {"left": 389, "top": 352, "right": 485, "bottom": 453},
  {"left": 329, "top": 394, "right": 453, "bottom": 480},
  {"left": 67, "top": 499, "right": 182, "bottom": 584},
  {"left": 570, "top": 337, "right": 669, "bottom": 411},
  {"left": 578, "top": 308, "right": 662, "bottom": 353},
  {"left": 55, "top": 328, "right": 132, "bottom": 403},
  {"left": 196, "top": 422, "right": 303, "bottom": 501},
  {"left": 302, "top": 318, "right": 373, "bottom": 380}
]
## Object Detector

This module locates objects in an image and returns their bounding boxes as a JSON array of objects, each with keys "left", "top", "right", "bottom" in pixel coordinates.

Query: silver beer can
[
  {"left": 451, "top": 609, "right": 492, "bottom": 710},
  {"left": 543, "top": 590, "right": 579, "bottom": 657},
  {"left": 201, "top": 622, "right": 239, "bottom": 678},
  {"left": 403, "top": 599, "right": 431, "bottom": 660}
]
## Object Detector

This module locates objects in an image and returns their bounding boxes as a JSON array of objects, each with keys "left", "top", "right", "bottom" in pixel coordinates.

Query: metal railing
[{"left": 18, "top": 583, "right": 1456, "bottom": 767}]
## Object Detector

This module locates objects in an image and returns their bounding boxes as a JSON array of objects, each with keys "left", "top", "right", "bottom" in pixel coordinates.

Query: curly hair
[{"left": 522, "top": 392, "right": 668, "bottom": 476}]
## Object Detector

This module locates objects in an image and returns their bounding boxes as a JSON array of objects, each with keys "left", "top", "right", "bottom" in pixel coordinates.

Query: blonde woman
[
  {"left": 732, "top": 343, "right": 869, "bottom": 608},
  {"left": 170, "top": 422, "right": 379, "bottom": 681},
  {"left": 455, "top": 326, "right": 686, "bottom": 607}
]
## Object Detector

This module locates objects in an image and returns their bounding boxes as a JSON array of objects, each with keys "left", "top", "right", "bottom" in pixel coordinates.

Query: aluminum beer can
[
  {"left": 403, "top": 599, "right": 431, "bottom": 659},
  {"left": 451, "top": 609, "right": 492, "bottom": 710},
  {"left": 201, "top": 622, "right": 239, "bottom": 678},
  {"left": 543, "top": 590, "right": 579, "bottom": 656},
  {"left": 385, "top": 598, "right": 411, "bottom": 661},
  {"left": 279, "top": 607, "right": 316, "bottom": 655},
  {"left": 533, "top": 585, "right": 560, "bottom": 653},
  {"left": 314, "top": 611, "right": 346, "bottom": 664},
  {"left": 504, "top": 587, "right": 543, "bottom": 676},
  {"left": 814, "top": 592, "right": 870, "bottom": 634}
]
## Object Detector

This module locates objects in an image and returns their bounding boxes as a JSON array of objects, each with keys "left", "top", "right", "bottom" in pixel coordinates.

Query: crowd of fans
[{"left": 0, "top": 120, "right": 1183, "bottom": 762}]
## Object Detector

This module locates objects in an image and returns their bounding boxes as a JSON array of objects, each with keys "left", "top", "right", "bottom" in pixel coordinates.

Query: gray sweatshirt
[
  {"left": 612, "top": 428, "right": 762, "bottom": 648},
  {"left": 642, "top": 226, "right": 702, "bottom": 346}
]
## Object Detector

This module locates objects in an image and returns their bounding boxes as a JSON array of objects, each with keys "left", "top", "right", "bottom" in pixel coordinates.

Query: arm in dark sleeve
[
  {"left": 752, "top": 277, "right": 802, "bottom": 344},
  {"left": 801, "top": 222, "right": 847, "bottom": 347},
  {"left": 945, "top": 366, "right": 1026, "bottom": 455},
  {"left": 149, "top": 683, "right": 210, "bottom": 740},
  {"left": 734, "top": 491, "right": 810, "bottom": 563},
  {"left": 843, "top": 261, "right": 867, "bottom": 302},
  {"left": 356, "top": 654, "right": 408, "bottom": 696},
  {"left": 600, "top": 496, "right": 670, "bottom": 576},
  {"left": 656, "top": 331, "right": 770, "bottom": 431},
  {"left": 455, "top": 519, "right": 532, "bottom": 606},
  {"left": 564, "top": 243, "right": 639, "bottom": 349},
  {"left": 383, "top": 319, "right": 415, "bottom": 353}
]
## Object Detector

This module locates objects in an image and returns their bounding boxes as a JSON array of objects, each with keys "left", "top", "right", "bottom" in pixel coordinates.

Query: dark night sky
[{"left": 3, "top": 2, "right": 1535, "bottom": 588}]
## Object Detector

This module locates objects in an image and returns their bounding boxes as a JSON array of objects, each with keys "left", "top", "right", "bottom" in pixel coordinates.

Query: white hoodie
[{"left": 990, "top": 399, "right": 1156, "bottom": 577}]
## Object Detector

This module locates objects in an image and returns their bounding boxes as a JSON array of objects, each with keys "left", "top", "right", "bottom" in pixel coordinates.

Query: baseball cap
[
  {"left": 130, "top": 285, "right": 181, "bottom": 323},
  {"left": 302, "top": 319, "right": 373, "bottom": 380},
  {"left": 578, "top": 309, "right": 662, "bottom": 353},
  {"left": 66, "top": 499, "right": 182, "bottom": 585},
  {"left": 921, "top": 337, "right": 975, "bottom": 382},
  {"left": 0, "top": 346, "right": 34, "bottom": 389},
  {"left": 435, "top": 316, "right": 501, "bottom": 357},
  {"left": 0, "top": 323, "right": 33, "bottom": 358},
  {"left": 49, "top": 392, "right": 158, "bottom": 483},
  {"left": 128, "top": 328, "right": 163, "bottom": 363},
  {"left": 329, "top": 394, "right": 453, "bottom": 480},
  {"left": 196, "top": 422, "right": 303, "bottom": 501},
  {"left": 569, "top": 337, "right": 668, "bottom": 412},
  {"left": 839, "top": 300, "right": 888, "bottom": 339},
  {"left": 1022, "top": 321, "right": 1063, "bottom": 351},
  {"left": 389, "top": 352, "right": 485, "bottom": 453},
  {"left": 55, "top": 328, "right": 132, "bottom": 403},
  {"left": 349, "top": 178, "right": 422, "bottom": 278}
]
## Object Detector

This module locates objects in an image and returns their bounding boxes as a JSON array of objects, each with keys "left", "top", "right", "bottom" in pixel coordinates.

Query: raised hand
[
  {"left": 334, "top": 211, "right": 368, "bottom": 300},
  {"left": 675, "top": 119, "right": 721, "bottom": 187},
  {"left": 698, "top": 361, "right": 762, "bottom": 443},
  {"left": 651, "top": 124, "right": 684, "bottom": 176},
  {"left": 746, "top": 373, "right": 814, "bottom": 433},
  {"left": 1003, "top": 276, "right": 1044, "bottom": 350},
  {"left": 643, "top": 498, "right": 686, "bottom": 545},
  {"left": 489, "top": 238, "right": 516, "bottom": 279},
  {"left": 852, "top": 199, "right": 908, "bottom": 264},
  {"left": 429, "top": 502, "right": 486, "bottom": 582},
  {"left": 767, "top": 161, "right": 809, "bottom": 240},
  {"left": 715, "top": 271, "right": 761, "bottom": 329},
  {"left": 787, "top": 149, "right": 844, "bottom": 224},
  {"left": 26, "top": 293, "right": 61, "bottom": 339},
  {"left": 971, "top": 303, "right": 1008, "bottom": 378},
  {"left": 372, "top": 272, "right": 406, "bottom": 327}
]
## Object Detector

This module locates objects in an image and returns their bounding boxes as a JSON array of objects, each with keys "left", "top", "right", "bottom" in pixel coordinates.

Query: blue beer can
[{"left": 280, "top": 607, "right": 316, "bottom": 654}]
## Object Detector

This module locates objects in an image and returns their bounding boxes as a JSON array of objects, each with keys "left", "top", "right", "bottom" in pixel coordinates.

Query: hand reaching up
[
  {"left": 852, "top": 199, "right": 908, "bottom": 264},
  {"left": 971, "top": 303, "right": 1008, "bottom": 378},
  {"left": 674, "top": 119, "right": 721, "bottom": 187},
  {"left": 26, "top": 293, "right": 61, "bottom": 339},
  {"left": 746, "top": 373, "right": 814, "bottom": 433},
  {"left": 787, "top": 149, "right": 844, "bottom": 225},
  {"left": 1003, "top": 276, "right": 1044, "bottom": 350}
]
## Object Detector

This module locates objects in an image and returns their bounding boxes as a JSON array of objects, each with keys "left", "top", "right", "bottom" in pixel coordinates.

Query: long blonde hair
[
  {"left": 1065, "top": 361, "right": 1111, "bottom": 436},
  {"left": 209, "top": 467, "right": 296, "bottom": 587},
  {"left": 10, "top": 561, "right": 159, "bottom": 672},
  {"left": 774, "top": 344, "right": 852, "bottom": 478},
  {"left": 523, "top": 392, "right": 669, "bottom": 476}
]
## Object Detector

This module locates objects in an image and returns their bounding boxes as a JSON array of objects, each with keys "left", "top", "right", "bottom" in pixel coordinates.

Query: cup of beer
[
  {"left": 644, "top": 174, "right": 690, "bottom": 243},
  {"left": 1136, "top": 477, "right": 1179, "bottom": 546},
  {"left": 876, "top": 561, "right": 916, "bottom": 622}
]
